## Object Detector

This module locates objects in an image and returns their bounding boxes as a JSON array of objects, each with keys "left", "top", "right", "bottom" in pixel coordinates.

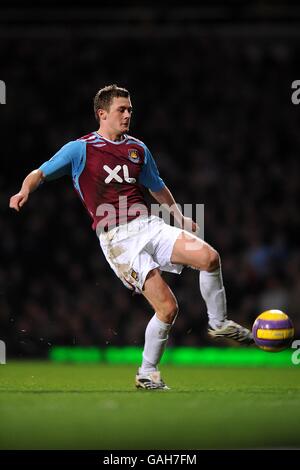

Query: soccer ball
[{"left": 252, "top": 309, "right": 294, "bottom": 352}]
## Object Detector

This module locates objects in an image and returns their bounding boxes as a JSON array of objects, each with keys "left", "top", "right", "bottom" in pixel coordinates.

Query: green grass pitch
[{"left": 0, "top": 361, "right": 300, "bottom": 449}]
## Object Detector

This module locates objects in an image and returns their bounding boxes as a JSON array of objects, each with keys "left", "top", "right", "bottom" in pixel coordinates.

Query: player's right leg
[{"left": 135, "top": 268, "right": 178, "bottom": 390}]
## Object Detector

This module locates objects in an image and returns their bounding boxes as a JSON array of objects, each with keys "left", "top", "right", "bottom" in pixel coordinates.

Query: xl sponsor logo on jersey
[{"left": 103, "top": 164, "right": 136, "bottom": 184}]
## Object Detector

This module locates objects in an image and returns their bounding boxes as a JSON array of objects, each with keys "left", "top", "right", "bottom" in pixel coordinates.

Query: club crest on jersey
[{"left": 128, "top": 149, "right": 140, "bottom": 163}]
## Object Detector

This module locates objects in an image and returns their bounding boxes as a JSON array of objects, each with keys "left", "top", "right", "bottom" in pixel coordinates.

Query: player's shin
[
  {"left": 139, "top": 313, "right": 173, "bottom": 374},
  {"left": 199, "top": 267, "right": 228, "bottom": 329}
]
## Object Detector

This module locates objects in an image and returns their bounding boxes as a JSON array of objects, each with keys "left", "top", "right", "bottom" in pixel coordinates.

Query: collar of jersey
[{"left": 94, "top": 131, "right": 128, "bottom": 145}]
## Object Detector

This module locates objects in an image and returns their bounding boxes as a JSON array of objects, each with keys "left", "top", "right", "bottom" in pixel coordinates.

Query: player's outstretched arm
[{"left": 9, "top": 169, "right": 45, "bottom": 212}]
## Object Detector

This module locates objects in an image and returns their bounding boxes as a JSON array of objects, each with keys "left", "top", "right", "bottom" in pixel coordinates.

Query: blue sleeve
[
  {"left": 138, "top": 146, "right": 165, "bottom": 191},
  {"left": 39, "top": 141, "right": 83, "bottom": 181}
]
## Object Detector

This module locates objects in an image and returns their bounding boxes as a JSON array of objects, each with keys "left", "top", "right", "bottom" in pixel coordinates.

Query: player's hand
[
  {"left": 180, "top": 216, "right": 200, "bottom": 235},
  {"left": 9, "top": 191, "right": 29, "bottom": 212}
]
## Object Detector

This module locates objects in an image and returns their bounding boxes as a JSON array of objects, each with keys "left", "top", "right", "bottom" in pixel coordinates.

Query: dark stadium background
[{"left": 1, "top": 0, "right": 300, "bottom": 358}]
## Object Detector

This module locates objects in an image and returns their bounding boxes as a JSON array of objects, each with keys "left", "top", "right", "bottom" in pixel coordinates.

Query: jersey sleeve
[
  {"left": 138, "top": 146, "right": 165, "bottom": 191},
  {"left": 38, "top": 141, "right": 84, "bottom": 181}
]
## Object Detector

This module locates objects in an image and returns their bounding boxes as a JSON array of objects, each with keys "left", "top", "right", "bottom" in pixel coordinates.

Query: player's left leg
[
  {"left": 136, "top": 268, "right": 178, "bottom": 390},
  {"left": 170, "top": 231, "right": 253, "bottom": 343}
]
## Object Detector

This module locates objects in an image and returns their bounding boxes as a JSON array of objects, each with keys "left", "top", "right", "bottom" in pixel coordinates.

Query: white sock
[
  {"left": 199, "top": 267, "right": 227, "bottom": 329},
  {"left": 139, "top": 313, "right": 172, "bottom": 375}
]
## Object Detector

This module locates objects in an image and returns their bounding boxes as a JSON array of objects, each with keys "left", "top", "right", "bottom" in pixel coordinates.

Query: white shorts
[{"left": 99, "top": 215, "right": 184, "bottom": 293}]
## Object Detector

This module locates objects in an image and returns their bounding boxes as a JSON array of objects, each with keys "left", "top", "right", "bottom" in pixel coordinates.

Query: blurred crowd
[{"left": 1, "top": 31, "right": 300, "bottom": 356}]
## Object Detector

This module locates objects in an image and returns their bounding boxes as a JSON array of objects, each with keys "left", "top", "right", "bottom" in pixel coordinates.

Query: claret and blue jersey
[{"left": 39, "top": 132, "right": 165, "bottom": 230}]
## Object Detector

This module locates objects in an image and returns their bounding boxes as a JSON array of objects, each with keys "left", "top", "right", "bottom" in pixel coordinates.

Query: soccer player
[{"left": 9, "top": 84, "right": 253, "bottom": 390}]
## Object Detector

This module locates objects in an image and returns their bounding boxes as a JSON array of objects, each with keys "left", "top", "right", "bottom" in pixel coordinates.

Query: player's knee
[
  {"left": 205, "top": 249, "right": 220, "bottom": 272},
  {"left": 159, "top": 299, "right": 179, "bottom": 324}
]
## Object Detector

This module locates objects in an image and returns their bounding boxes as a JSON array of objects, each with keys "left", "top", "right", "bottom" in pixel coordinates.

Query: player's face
[{"left": 105, "top": 97, "right": 133, "bottom": 134}]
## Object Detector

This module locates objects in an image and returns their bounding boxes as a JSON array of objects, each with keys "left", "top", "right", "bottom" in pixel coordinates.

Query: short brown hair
[{"left": 93, "top": 84, "right": 130, "bottom": 122}]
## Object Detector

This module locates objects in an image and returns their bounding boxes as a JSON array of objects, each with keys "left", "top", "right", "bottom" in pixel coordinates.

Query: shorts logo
[
  {"left": 130, "top": 269, "right": 139, "bottom": 281},
  {"left": 128, "top": 149, "right": 140, "bottom": 163}
]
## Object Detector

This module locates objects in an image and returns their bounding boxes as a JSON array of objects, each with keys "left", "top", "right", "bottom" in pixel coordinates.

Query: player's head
[{"left": 94, "top": 84, "right": 132, "bottom": 135}]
